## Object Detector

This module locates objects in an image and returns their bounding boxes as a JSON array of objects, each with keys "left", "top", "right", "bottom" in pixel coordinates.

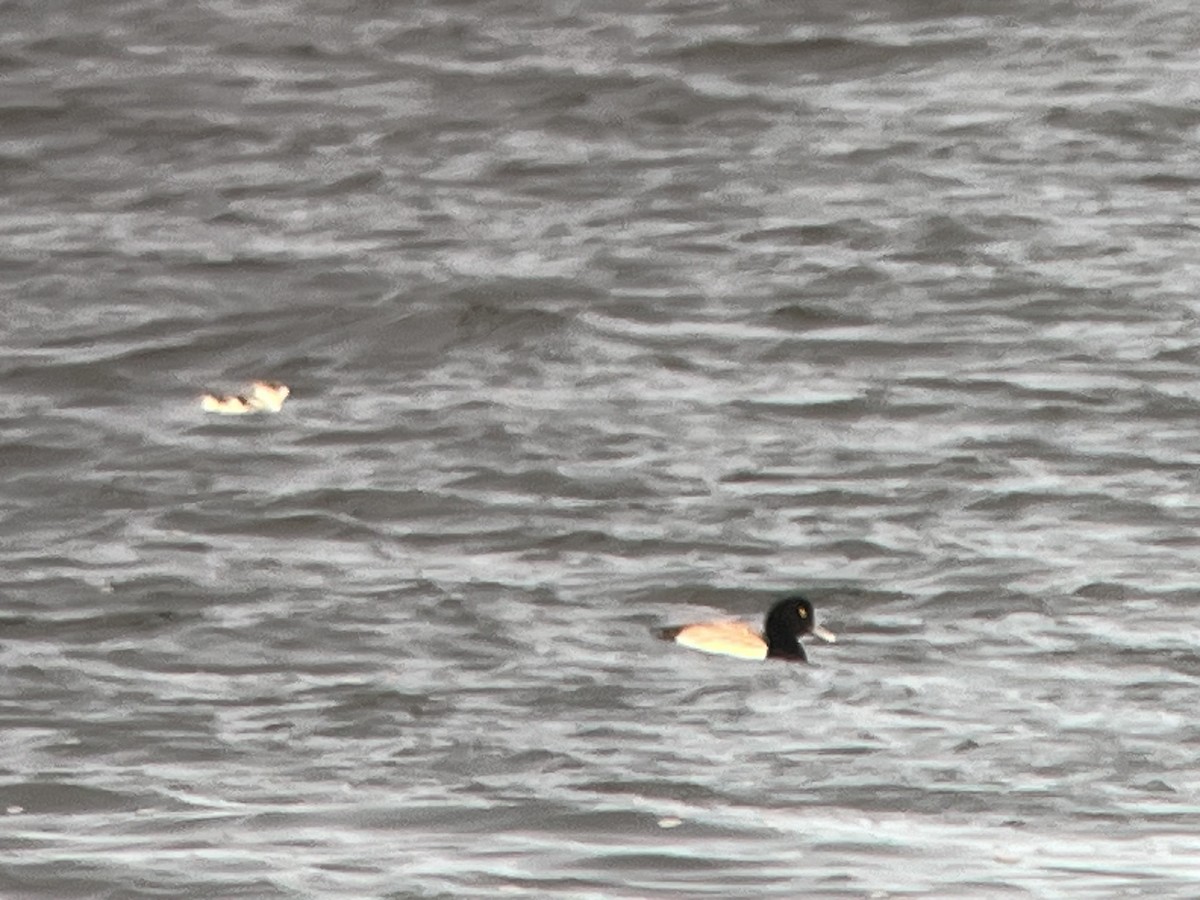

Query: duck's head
[{"left": 763, "top": 595, "right": 836, "bottom": 660}]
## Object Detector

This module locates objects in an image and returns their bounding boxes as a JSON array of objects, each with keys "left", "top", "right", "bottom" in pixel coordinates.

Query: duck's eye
[{"left": 797, "top": 608, "right": 807, "bottom": 618}]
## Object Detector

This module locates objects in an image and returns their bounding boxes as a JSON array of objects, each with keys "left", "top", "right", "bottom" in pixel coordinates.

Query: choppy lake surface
[{"left": 4, "top": 0, "right": 1200, "bottom": 897}]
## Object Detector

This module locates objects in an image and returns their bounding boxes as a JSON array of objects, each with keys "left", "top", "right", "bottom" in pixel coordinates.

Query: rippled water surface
[{"left": 4, "top": 0, "right": 1200, "bottom": 897}]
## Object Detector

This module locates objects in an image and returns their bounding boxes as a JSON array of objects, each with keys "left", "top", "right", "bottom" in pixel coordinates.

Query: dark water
[{"left": 3, "top": 0, "right": 1200, "bottom": 896}]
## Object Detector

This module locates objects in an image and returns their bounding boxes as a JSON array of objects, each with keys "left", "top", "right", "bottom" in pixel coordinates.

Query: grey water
[{"left": 3, "top": 0, "right": 1200, "bottom": 897}]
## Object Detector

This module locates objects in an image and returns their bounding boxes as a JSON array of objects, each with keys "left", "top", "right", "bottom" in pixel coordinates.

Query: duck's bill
[{"left": 812, "top": 624, "right": 837, "bottom": 643}]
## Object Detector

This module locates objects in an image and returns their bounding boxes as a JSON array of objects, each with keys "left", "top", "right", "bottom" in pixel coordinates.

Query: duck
[
  {"left": 200, "top": 381, "right": 290, "bottom": 415},
  {"left": 657, "top": 595, "right": 835, "bottom": 662}
]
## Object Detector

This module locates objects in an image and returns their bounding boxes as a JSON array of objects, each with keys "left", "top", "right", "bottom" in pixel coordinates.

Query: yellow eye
[{"left": 797, "top": 608, "right": 807, "bottom": 618}]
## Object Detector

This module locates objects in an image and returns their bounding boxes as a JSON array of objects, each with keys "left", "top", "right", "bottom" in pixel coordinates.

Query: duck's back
[{"left": 657, "top": 621, "right": 768, "bottom": 660}]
